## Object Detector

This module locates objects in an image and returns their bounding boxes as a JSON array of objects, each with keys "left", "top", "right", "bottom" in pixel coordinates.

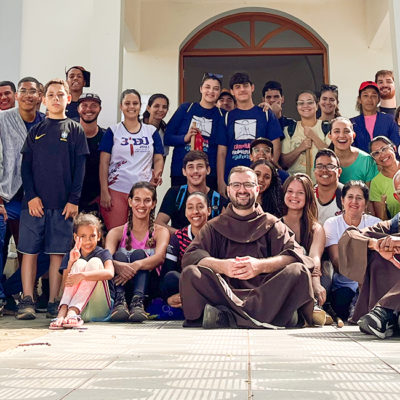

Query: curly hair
[
  {"left": 125, "top": 181, "right": 157, "bottom": 251},
  {"left": 250, "top": 159, "right": 284, "bottom": 217},
  {"left": 72, "top": 212, "right": 104, "bottom": 247}
]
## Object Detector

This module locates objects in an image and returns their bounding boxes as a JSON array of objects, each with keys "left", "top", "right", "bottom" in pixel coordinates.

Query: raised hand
[{"left": 70, "top": 236, "right": 82, "bottom": 264}]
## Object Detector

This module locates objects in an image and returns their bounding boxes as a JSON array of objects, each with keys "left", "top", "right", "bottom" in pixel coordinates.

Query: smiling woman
[
  {"left": 98, "top": 89, "right": 165, "bottom": 230},
  {"left": 280, "top": 90, "right": 330, "bottom": 182}
]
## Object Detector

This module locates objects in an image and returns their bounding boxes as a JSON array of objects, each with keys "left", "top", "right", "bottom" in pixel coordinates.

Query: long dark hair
[
  {"left": 125, "top": 182, "right": 157, "bottom": 251},
  {"left": 142, "top": 93, "right": 169, "bottom": 131},
  {"left": 250, "top": 159, "right": 284, "bottom": 217},
  {"left": 282, "top": 173, "right": 318, "bottom": 251}
]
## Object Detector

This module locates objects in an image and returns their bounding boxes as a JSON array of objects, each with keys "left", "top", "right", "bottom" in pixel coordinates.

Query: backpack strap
[
  {"left": 186, "top": 103, "right": 194, "bottom": 113},
  {"left": 175, "top": 185, "right": 188, "bottom": 211},
  {"left": 321, "top": 120, "right": 332, "bottom": 136},
  {"left": 286, "top": 119, "right": 297, "bottom": 137},
  {"left": 210, "top": 190, "right": 221, "bottom": 218}
]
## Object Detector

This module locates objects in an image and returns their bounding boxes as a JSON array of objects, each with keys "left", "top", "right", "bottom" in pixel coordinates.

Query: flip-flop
[
  {"left": 49, "top": 317, "right": 65, "bottom": 330},
  {"left": 63, "top": 315, "right": 84, "bottom": 329}
]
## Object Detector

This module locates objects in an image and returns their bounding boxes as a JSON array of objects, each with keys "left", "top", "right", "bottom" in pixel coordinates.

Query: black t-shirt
[
  {"left": 159, "top": 185, "right": 227, "bottom": 229},
  {"left": 59, "top": 246, "right": 112, "bottom": 272},
  {"left": 66, "top": 102, "right": 80, "bottom": 121},
  {"left": 79, "top": 127, "right": 105, "bottom": 207},
  {"left": 21, "top": 118, "right": 89, "bottom": 209}
]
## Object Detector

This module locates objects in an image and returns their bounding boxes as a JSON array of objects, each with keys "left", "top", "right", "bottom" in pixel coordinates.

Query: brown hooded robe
[
  {"left": 180, "top": 204, "right": 315, "bottom": 328},
  {"left": 338, "top": 219, "right": 400, "bottom": 322}
]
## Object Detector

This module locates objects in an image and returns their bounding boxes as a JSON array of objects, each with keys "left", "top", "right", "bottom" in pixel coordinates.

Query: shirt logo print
[{"left": 35, "top": 133, "right": 46, "bottom": 140}]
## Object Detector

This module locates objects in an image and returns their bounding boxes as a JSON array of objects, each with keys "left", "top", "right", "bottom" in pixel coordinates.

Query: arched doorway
[{"left": 180, "top": 12, "right": 328, "bottom": 119}]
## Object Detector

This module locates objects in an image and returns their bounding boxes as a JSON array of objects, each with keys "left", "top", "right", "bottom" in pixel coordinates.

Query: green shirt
[
  {"left": 339, "top": 150, "right": 379, "bottom": 184},
  {"left": 369, "top": 172, "right": 400, "bottom": 218}
]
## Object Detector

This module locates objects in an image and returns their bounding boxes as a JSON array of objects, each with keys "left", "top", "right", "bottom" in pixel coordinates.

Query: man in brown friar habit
[
  {"left": 179, "top": 165, "right": 315, "bottom": 329},
  {"left": 339, "top": 170, "right": 400, "bottom": 339}
]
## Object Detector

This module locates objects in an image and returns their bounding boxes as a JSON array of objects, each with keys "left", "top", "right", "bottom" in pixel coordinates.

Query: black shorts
[{"left": 18, "top": 209, "right": 73, "bottom": 255}]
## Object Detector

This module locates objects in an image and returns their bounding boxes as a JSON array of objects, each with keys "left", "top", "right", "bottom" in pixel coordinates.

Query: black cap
[
  {"left": 217, "top": 90, "right": 236, "bottom": 103},
  {"left": 250, "top": 138, "right": 273, "bottom": 152},
  {"left": 78, "top": 93, "right": 101, "bottom": 105}
]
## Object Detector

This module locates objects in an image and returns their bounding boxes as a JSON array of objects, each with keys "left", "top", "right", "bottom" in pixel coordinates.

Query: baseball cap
[
  {"left": 217, "top": 90, "right": 236, "bottom": 103},
  {"left": 250, "top": 138, "right": 273, "bottom": 152},
  {"left": 359, "top": 81, "right": 380, "bottom": 95},
  {"left": 78, "top": 93, "right": 101, "bottom": 105}
]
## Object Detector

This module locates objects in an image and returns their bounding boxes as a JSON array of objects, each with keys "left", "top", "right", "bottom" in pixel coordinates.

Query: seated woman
[
  {"left": 369, "top": 136, "right": 400, "bottom": 220},
  {"left": 323, "top": 181, "right": 381, "bottom": 321},
  {"left": 329, "top": 117, "right": 378, "bottom": 185},
  {"left": 282, "top": 174, "right": 327, "bottom": 324},
  {"left": 49, "top": 213, "right": 114, "bottom": 329},
  {"left": 250, "top": 159, "right": 284, "bottom": 217},
  {"left": 99, "top": 89, "right": 164, "bottom": 230},
  {"left": 106, "top": 182, "right": 169, "bottom": 322},
  {"left": 280, "top": 90, "right": 330, "bottom": 182},
  {"left": 160, "top": 192, "right": 211, "bottom": 310}
]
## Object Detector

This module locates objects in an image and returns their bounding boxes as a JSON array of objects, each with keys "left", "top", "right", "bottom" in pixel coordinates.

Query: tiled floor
[{"left": 0, "top": 316, "right": 399, "bottom": 400}]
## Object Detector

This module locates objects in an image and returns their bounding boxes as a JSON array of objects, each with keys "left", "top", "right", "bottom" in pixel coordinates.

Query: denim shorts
[{"left": 18, "top": 209, "right": 73, "bottom": 255}]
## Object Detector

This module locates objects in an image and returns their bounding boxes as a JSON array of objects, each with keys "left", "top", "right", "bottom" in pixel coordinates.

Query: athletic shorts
[{"left": 18, "top": 209, "right": 73, "bottom": 255}]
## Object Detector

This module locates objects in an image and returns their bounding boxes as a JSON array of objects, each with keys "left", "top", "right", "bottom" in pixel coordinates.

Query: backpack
[{"left": 175, "top": 184, "right": 221, "bottom": 218}]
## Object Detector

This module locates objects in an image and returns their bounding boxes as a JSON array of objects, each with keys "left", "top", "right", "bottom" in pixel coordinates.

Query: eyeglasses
[
  {"left": 296, "top": 100, "right": 315, "bottom": 106},
  {"left": 18, "top": 89, "right": 38, "bottom": 96},
  {"left": 203, "top": 72, "right": 223, "bottom": 80},
  {"left": 228, "top": 182, "right": 257, "bottom": 190},
  {"left": 370, "top": 144, "right": 393, "bottom": 159},
  {"left": 315, "top": 163, "right": 339, "bottom": 171},
  {"left": 252, "top": 148, "right": 272, "bottom": 155},
  {"left": 320, "top": 84, "right": 338, "bottom": 92}
]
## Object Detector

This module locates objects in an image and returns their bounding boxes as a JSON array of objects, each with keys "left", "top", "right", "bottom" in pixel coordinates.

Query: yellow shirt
[{"left": 281, "top": 120, "right": 330, "bottom": 182}]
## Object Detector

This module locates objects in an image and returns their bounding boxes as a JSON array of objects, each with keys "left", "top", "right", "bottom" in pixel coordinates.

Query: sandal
[
  {"left": 63, "top": 315, "right": 84, "bottom": 329},
  {"left": 49, "top": 317, "right": 65, "bottom": 330}
]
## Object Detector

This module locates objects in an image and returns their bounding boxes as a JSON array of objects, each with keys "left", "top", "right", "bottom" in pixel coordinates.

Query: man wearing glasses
[
  {"left": 180, "top": 165, "right": 314, "bottom": 329},
  {"left": 313, "top": 149, "right": 343, "bottom": 225},
  {"left": 339, "top": 169, "right": 400, "bottom": 339},
  {"left": 0, "top": 77, "right": 45, "bottom": 314}
]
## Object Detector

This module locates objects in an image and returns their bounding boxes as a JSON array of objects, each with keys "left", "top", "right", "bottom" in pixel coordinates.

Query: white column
[
  {"left": 0, "top": 0, "right": 23, "bottom": 84},
  {"left": 389, "top": 0, "right": 400, "bottom": 105}
]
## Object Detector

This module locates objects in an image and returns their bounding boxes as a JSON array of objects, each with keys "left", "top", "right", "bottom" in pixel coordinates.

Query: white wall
[
  {"left": 123, "top": 0, "right": 394, "bottom": 119},
  {"left": 17, "top": 0, "right": 123, "bottom": 128}
]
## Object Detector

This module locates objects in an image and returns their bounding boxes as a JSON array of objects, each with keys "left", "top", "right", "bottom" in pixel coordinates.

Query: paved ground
[{"left": 1, "top": 314, "right": 400, "bottom": 400}]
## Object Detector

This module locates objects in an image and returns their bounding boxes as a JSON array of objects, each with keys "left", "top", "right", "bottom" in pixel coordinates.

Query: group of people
[{"left": 0, "top": 66, "right": 399, "bottom": 340}]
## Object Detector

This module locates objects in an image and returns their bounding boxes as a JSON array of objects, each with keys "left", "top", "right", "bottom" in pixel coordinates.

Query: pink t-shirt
[{"left": 364, "top": 114, "right": 377, "bottom": 140}]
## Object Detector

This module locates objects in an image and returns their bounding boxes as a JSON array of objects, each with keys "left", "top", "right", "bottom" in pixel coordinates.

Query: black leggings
[
  {"left": 110, "top": 249, "right": 149, "bottom": 304},
  {"left": 160, "top": 271, "right": 180, "bottom": 300}
]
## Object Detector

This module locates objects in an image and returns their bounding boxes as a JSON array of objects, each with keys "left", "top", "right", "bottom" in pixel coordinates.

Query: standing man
[
  {"left": 180, "top": 166, "right": 314, "bottom": 329},
  {"left": 0, "top": 77, "right": 44, "bottom": 312},
  {"left": 216, "top": 73, "right": 283, "bottom": 195},
  {"left": 0, "top": 81, "right": 16, "bottom": 111},
  {"left": 77, "top": 93, "right": 105, "bottom": 213},
  {"left": 65, "top": 66, "right": 91, "bottom": 121},
  {"left": 375, "top": 70, "right": 396, "bottom": 116},
  {"left": 261, "top": 80, "right": 296, "bottom": 131}
]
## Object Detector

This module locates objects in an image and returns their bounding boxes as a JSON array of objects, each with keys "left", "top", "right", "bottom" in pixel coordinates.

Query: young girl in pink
[
  {"left": 49, "top": 213, "right": 114, "bottom": 329},
  {"left": 106, "top": 181, "right": 169, "bottom": 322}
]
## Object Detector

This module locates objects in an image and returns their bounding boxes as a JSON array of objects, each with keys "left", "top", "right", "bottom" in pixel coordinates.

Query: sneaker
[
  {"left": 357, "top": 306, "right": 397, "bottom": 339},
  {"left": 110, "top": 302, "right": 130, "bottom": 322},
  {"left": 128, "top": 295, "right": 148, "bottom": 322},
  {"left": 35, "top": 293, "right": 48, "bottom": 313},
  {"left": 202, "top": 304, "right": 235, "bottom": 329},
  {"left": 16, "top": 295, "right": 36, "bottom": 320},
  {"left": 46, "top": 301, "right": 60, "bottom": 319}
]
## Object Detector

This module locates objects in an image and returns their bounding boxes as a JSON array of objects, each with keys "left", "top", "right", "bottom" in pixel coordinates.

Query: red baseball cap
[{"left": 359, "top": 81, "right": 380, "bottom": 95}]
